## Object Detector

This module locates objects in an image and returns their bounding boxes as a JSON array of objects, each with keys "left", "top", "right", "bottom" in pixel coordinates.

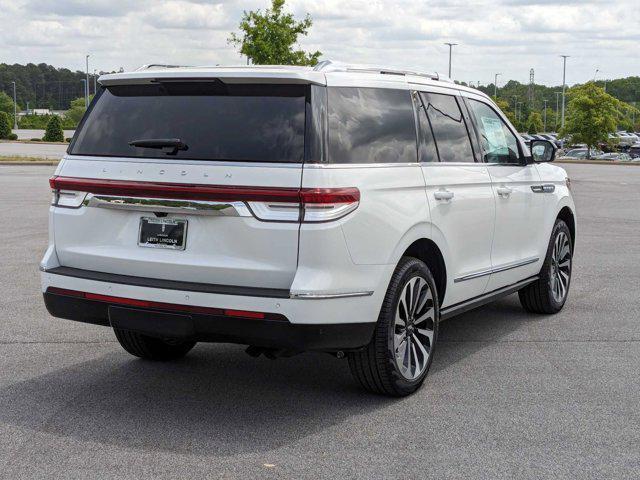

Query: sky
[{"left": 1, "top": 0, "right": 639, "bottom": 87}]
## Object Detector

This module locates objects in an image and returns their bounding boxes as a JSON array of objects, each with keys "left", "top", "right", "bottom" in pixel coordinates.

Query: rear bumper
[{"left": 43, "top": 289, "right": 375, "bottom": 351}]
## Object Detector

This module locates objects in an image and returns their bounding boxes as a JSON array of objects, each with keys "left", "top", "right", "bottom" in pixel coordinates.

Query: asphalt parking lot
[{"left": 0, "top": 163, "right": 638, "bottom": 479}]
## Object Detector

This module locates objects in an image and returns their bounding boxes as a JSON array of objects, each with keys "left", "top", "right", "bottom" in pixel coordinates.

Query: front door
[{"left": 464, "top": 96, "right": 545, "bottom": 291}]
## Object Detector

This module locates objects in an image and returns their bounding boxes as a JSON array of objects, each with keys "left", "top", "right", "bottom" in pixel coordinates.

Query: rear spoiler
[{"left": 99, "top": 68, "right": 327, "bottom": 87}]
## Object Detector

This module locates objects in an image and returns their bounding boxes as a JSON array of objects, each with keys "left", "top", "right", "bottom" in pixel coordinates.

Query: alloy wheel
[
  {"left": 550, "top": 231, "right": 571, "bottom": 303},
  {"left": 394, "top": 276, "right": 435, "bottom": 380}
]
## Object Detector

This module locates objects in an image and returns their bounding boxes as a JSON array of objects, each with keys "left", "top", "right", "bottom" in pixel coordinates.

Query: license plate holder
[{"left": 138, "top": 217, "right": 187, "bottom": 250}]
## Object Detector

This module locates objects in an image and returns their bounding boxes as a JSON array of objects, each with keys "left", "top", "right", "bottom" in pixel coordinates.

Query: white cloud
[{"left": 1, "top": 0, "right": 638, "bottom": 86}]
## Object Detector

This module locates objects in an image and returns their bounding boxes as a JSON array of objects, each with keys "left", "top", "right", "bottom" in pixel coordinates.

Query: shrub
[
  {"left": 0, "top": 111, "right": 11, "bottom": 139},
  {"left": 65, "top": 137, "right": 72, "bottom": 143},
  {"left": 43, "top": 115, "right": 64, "bottom": 142},
  {"left": 30, "top": 138, "right": 42, "bottom": 142},
  {"left": 7, "top": 133, "right": 17, "bottom": 140}
]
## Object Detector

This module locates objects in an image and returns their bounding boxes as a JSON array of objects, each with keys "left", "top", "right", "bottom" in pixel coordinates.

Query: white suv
[{"left": 41, "top": 61, "right": 576, "bottom": 396}]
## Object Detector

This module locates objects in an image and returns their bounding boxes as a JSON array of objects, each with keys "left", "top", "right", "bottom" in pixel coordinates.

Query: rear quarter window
[
  {"left": 69, "top": 82, "right": 307, "bottom": 163},
  {"left": 327, "top": 87, "right": 417, "bottom": 164}
]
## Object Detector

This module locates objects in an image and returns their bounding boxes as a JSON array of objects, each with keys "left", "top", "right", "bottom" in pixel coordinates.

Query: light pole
[
  {"left": 554, "top": 91, "right": 561, "bottom": 131},
  {"left": 543, "top": 99, "right": 548, "bottom": 132},
  {"left": 81, "top": 79, "right": 87, "bottom": 107},
  {"left": 494, "top": 73, "right": 501, "bottom": 98},
  {"left": 560, "top": 55, "right": 569, "bottom": 130},
  {"left": 444, "top": 43, "right": 457, "bottom": 78},
  {"left": 85, "top": 54, "right": 90, "bottom": 107},
  {"left": 593, "top": 68, "right": 599, "bottom": 82},
  {"left": 11, "top": 81, "right": 18, "bottom": 130},
  {"left": 93, "top": 69, "right": 97, "bottom": 94}
]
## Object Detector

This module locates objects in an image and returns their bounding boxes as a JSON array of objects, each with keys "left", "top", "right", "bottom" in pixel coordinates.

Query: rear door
[
  {"left": 463, "top": 95, "right": 545, "bottom": 291},
  {"left": 416, "top": 90, "right": 496, "bottom": 308},
  {"left": 52, "top": 82, "right": 309, "bottom": 290}
]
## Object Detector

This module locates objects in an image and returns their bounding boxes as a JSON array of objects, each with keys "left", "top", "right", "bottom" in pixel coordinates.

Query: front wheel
[
  {"left": 348, "top": 257, "right": 439, "bottom": 396},
  {"left": 519, "top": 219, "right": 573, "bottom": 314}
]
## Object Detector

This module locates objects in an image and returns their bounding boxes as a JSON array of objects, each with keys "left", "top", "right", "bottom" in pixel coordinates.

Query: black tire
[
  {"left": 113, "top": 328, "right": 196, "bottom": 361},
  {"left": 519, "top": 219, "right": 573, "bottom": 314},
  {"left": 348, "top": 256, "right": 439, "bottom": 397}
]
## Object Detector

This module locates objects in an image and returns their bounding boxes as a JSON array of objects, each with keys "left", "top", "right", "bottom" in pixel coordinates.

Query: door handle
[
  {"left": 434, "top": 189, "right": 454, "bottom": 201},
  {"left": 496, "top": 186, "right": 513, "bottom": 198}
]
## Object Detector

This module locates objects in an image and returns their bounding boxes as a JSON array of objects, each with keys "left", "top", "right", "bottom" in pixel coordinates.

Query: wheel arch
[
  {"left": 401, "top": 238, "right": 447, "bottom": 307},
  {"left": 556, "top": 206, "right": 576, "bottom": 249}
]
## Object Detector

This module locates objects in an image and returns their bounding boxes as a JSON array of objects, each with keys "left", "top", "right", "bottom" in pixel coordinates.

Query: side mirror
[{"left": 530, "top": 139, "right": 556, "bottom": 163}]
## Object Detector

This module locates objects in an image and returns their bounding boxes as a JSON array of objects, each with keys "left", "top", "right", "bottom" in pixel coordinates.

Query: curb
[
  {"left": 1, "top": 140, "right": 69, "bottom": 146},
  {"left": 0, "top": 161, "right": 59, "bottom": 166}
]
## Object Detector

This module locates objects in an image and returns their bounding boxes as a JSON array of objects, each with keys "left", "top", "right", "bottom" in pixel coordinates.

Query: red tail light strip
[
  {"left": 49, "top": 176, "right": 359, "bottom": 205},
  {"left": 46, "top": 287, "right": 285, "bottom": 321}
]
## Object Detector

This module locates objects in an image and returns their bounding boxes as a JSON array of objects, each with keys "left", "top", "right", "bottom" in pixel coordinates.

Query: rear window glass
[
  {"left": 327, "top": 87, "right": 416, "bottom": 164},
  {"left": 70, "top": 83, "right": 306, "bottom": 162}
]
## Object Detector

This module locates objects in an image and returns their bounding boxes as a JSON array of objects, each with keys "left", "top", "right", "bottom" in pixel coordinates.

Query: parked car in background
[
  {"left": 594, "top": 152, "right": 632, "bottom": 162},
  {"left": 41, "top": 61, "right": 575, "bottom": 396},
  {"left": 614, "top": 132, "right": 639, "bottom": 147},
  {"left": 539, "top": 134, "right": 562, "bottom": 148},
  {"left": 558, "top": 148, "right": 603, "bottom": 160},
  {"left": 627, "top": 143, "right": 640, "bottom": 158}
]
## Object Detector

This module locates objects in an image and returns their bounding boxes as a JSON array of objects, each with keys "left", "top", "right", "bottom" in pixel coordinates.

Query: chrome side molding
[
  {"left": 84, "top": 194, "right": 252, "bottom": 217},
  {"left": 454, "top": 257, "right": 539, "bottom": 283}
]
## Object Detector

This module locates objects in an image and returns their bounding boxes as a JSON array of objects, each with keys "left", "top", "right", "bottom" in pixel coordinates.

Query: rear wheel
[
  {"left": 348, "top": 257, "right": 439, "bottom": 396},
  {"left": 113, "top": 328, "right": 196, "bottom": 360},
  {"left": 519, "top": 219, "right": 573, "bottom": 314}
]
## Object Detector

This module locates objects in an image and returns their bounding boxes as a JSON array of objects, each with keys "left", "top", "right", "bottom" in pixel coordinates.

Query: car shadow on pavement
[
  {"left": 433, "top": 294, "right": 545, "bottom": 374},
  {"left": 0, "top": 343, "right": 391, "bottom": 456},
  {"left": 0, "top": 294, "right": 539, "bottom": 456}
]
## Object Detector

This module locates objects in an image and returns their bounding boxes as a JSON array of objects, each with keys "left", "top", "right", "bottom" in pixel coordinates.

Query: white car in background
[
  {"left": 41, "top": 62, "right": 576, "bottom": 396},
  {"left": 613, "top": 132, "right": 639, "bottom": 146}
]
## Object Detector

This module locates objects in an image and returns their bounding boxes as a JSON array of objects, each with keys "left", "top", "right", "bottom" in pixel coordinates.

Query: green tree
[
  {"left": 560, "top": 83, "right": 621, "bottom": 158},
  {"left": 228, "top": 0, "right": 321, "bottom": 66},
  {"left": 495, "top": 99, "right": 518, "bottom": 129},
  {"left": 64, "top": 96, "right": 90, "bottom": 127},
  {"left": 43, "top": 115, "right": 64, "bottom": 142},
  {"left": 0, "top": 91, "right": 15, "bottom": 117},
  {"left": 0, "top": 111, "right": 11, "bottom": 139},
  {"left": 526, "top": 112, "right": 543, "bottom": 134},
  {"left": 541, "top": 107, "right": 554, "bottom": 132}
]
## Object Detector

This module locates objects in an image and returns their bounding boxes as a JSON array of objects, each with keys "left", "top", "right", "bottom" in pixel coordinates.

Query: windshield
[{"left": 69, "top": 82, "right": 307, "bottom": 162}]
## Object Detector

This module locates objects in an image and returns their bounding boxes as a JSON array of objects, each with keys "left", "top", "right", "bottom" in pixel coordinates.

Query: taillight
[
  {"left": 248, "top": 187, "right": 360, "bottom": 222},
  {"left": 300, "top": 187, "right": 360, "bottom": 222},
  {"left": 49, "top": 176, "right": 360, "bottom": 222}
]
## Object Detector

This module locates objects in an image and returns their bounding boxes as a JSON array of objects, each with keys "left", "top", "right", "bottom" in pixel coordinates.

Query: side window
[
  {"left": 421, "top": 92, "right": 474, "bottom": 163},
  {"left": 328, "top": 87, "right": 416, "bottom": 164},
  {"left": 467, "top": 99, "right": 521, "bottom": 164},
  {"left": 413, "top": 92, "right": 439, "bottom": 163}
]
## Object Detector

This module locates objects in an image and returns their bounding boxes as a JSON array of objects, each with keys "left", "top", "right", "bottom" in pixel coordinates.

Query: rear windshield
[{"left": 70, "top": 82, "right": 307, "bottom": 162}]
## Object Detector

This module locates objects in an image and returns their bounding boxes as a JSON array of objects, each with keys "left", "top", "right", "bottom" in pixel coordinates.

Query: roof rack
[
  {"left": 135, "top": 64, "right": 191, "bottom": 71},
  {"left": 313, "top": 60, "right": 452, "bottom": 83}
]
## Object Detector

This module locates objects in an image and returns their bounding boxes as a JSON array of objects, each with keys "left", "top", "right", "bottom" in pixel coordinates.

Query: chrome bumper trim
[
  {"left": 290, "top": 291, "right": 374, "bottom": 300},
  {"left": 83, "top": 194, "right": 252, "bottom": 216}
]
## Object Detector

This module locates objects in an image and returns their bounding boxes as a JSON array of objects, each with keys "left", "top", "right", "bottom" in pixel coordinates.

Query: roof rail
[
  {"left": 135, "top": 64, "right": 190, "bottom": 71},
  {"left": 313, "top": 60, "right": 452, "bottom": 83}
]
